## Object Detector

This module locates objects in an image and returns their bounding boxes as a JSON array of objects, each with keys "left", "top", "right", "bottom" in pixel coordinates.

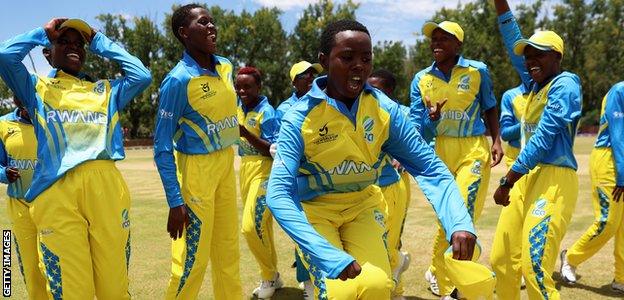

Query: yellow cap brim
[
  {"left": 513, "top": 39, "right": 555, "bottom": 56},
  {"left": 291, "top": 63, "right": 323, "bottom": 82},
  {"left": 422, "top": 22, "right": 440, "bottom": 39},
  {"left": 59, "top": 19, "right": 92, "bottom": 43}
]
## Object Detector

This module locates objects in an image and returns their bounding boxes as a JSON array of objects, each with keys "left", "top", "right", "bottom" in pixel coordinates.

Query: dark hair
[
  {"left": 370, "top": 69, "right": 397, "bottom": 91},
  {"left": 319, "top": 19, "right": 370, "bottom": 55},
  {"left": 171, "top": 3, "right": 205, "bottom": 44},
  {"left": 237, "top": 66, "right": 262, "bottom": 85}
]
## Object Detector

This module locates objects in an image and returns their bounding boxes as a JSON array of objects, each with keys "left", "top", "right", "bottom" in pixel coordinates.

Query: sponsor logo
[
  {"left": 532, "top": 198, "right": 547, "bottom": 217},
  {"left": 457, "top": 74, "right": 470, "bottom": 91},
  {"left": 8, "top": 158, "right": 37, "bottom": 170},
  {"left": 613, "top": 111, "right": 624, "bottom": 119},
  {"left": 48, "top": 79, "right": 66, "bottom": 90},
  {"left": 425, "top": 80, "right": 434, "bottom": 89},
  {"left": 373, "top": 209, "right": 385, "bottom": 228},
  {"left": 327, "top": 160, "right": 373, "bottom": 175},
  {"left": 523, "top": 122, "right": 538, "bottom": 133},
  {"left": 93, "top": 81, "right": 106, "bottom": 95},
  {"left": 206, "top": 116, "right": 238, "bottom": 135},
  {"left": 247, "top": 118, "right": 257, "bottom": 127},
  {"left": 362, "top": 116, "right": 374, "bottom": 142},
  {"left": 313, "top": 123, "right": 338, "bottom": 145},
  {"left": 199, "top": 82, "right": 217, "bottom": 99},
  {"left": 46, "top": 109, "right": 107, "bottom": 125},
  {"left": 190, "top": 197, "right": 201, "bottom": 204},
  {"left": 440, "top": 110, "right": 470, "bottom": 121},
  {"left": 470, "top": 160, "right": 482, "bottom": 175},
  {"left": 39, "top": 229, "right": 54, "bottom": 236},
  {"left": 121, "top": 209, "right": 130, "bottom": 229},
  {"left": 6, "top": 128, "right": 17, "bottom": 136},
  {"left": 159, "top": 109, "right": 174, "bottom": 120}
]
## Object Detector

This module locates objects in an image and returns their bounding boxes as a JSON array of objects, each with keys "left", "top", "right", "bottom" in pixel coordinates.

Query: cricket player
[{"left": 500, "top": 84, "right": 529, "bottom": 167}]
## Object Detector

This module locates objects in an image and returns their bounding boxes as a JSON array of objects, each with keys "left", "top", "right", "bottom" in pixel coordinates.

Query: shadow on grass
[
  {"left": 554, "top": 271, "right": 623, "bottom": 298},
  {"left": 250, "top": 288, "right": 438, "bottom": 300}
]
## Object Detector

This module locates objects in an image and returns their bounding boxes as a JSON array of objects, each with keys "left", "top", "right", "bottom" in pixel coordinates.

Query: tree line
[{"left": 0, "top": 0, "right": 621, "bottom": 138}]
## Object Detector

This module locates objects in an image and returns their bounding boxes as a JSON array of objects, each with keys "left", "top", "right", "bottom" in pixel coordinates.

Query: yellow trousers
[
  {"left": 380, "top": 172, "right": 410, "bottom": 296},
  {"left": 504, "top": 144, "right": 520, "bottom": 168},
  {"left": 431, "top": 135, "right": 491, "bottom": 295},
  {"left": 7, "top": 199, "right": 47, "bottom": 300},
  {"left": 29, "top": 160, "right": 131, "bottom": 300},
  {"left": 240, "top": 156, "right": 277, "bottom": 280},
  {"left": 490, "top": 165, "right": 578, "bottom": 300},
  {"left": 567, "top": 148, "right": 624, "bottom": 283},
  {"left": 301, "top": 185, "right": 393, "bottom": 299},
  {"left": 166, "top": 147, "right": 242, "bottom": 300}
]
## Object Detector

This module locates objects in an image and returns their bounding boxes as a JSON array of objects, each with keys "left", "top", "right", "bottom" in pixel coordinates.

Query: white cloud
[{"left": 252, "top": 0, "right": 319, "bottom": 10}]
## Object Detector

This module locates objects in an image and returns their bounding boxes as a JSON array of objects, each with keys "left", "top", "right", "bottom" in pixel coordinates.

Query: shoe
[
  {"left": 521, "top": 276, "right": 526, "bottom": 288},
  {"left": 612, "top": 281, "right": 624, "bottom": 293},
  {"left": 252, "top": 272, "right": 284, "bottom": 299},
  {"left": 425, "top": 268, "right": 441, "bottom": 296},
  {"left": 301, "top": 280, "right": 314, "bottom": 300},
  {"left": 559, "top": 249, "right": 577, "bottom": 284},
  {"left": 393, "top": 251, "right": 411, "bottom": 284}
]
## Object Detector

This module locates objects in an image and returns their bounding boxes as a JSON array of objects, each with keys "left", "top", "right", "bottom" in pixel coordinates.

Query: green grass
[{"left": 1, "top": 136, "right": 622, "bottom": 299}]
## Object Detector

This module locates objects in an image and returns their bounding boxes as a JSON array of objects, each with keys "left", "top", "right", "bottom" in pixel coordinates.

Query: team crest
[
  {"left": 200, "top": 82, "right": 217, "bottom": 99},
  {"left": 93, "top": 81, "right": 106, "bottom": 95},
  {"left": 121, "top": 209, "right": 130, "bottom": 229},
  {"left": 470, "top": 160, "right": 482, "bottom": 175},
  {"left": 362, "top": 116, "right": 374, "bottom": 142},
  {"left": 531, "top": 199, "right": 548, "bottom": 217},
  {"left": 457, "top": 74, "right": 470, "bottom": 91}
]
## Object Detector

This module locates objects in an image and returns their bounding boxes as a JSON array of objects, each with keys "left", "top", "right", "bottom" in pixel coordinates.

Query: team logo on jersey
[
  {"left": 200, "top": 82, "right": 217, "bottom": 99},
  {"left": 457, "top": 74, "right": 470, "bottom": 91},
  {"left": 159, "top": 109, "right": 174, "bottom": 120},
  {"left": 93, "top": 81, "right": 106, "bottom": 95},
  {"left": 523, "top": 122, "right": 538, "bottom": 134},
  {"left": 48, "top": 79, "right": 65, "bottom": 90},
  {"left": 6, "top": 127, "right": 17, "bottom": 136},
  {"left": 121, "top": 209, "right": 130, "bottom": 229},
  {"left": 440, "top": 110, "right": 470, "bottom": 121},
  {"left": 362, "top": 116, "right": 374, "bottom": 143},
  {"left": 46, "top": 109, "right": 107, "bottom": 125},
  {"left": 531, "top": 199, "right": 548, "bottom": 217},
  {"left": 314, "top": 123, "right": 338, "bottom": 145},
  {"left": 247, "top": 118, "right": 257, "bottom": 127},
  {"left": 613, "top": 111, "right": 624, "bottom": 119},
  {"left": 9, "top": 158, "right": 37, "bottom": 170},
  {"left": 373, "top": 209, "right": 385, "bottom": 228},
  {"left": 470, "top": 160, "right": 482, "bottom": 175},
  {"left": 206, "top": 115, "right": 238, "bottom": 135}
]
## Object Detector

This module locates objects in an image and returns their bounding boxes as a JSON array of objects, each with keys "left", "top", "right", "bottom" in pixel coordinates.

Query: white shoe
[
  {"left": 252, "top": 272, "right": 283, "bottom": 299},
  {"left": 425, "top": 268, "right": 441, "bottom": 296},
  {"left": 612, "top": 281, "right": 624, "bottom": 293},
  {"left": 301, "top": 280, "right": 314, "bottom": 300},
  {"left": 393, "top": 251, "right": 411, "bottom": 284},
  {"left": 559, "top": 249, "right": 577, "bottom": 284}
]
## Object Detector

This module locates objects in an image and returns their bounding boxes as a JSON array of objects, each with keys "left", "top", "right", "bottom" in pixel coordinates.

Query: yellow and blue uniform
[
  {"left": 267, "top": 76, "right": 475, "bottom": 299},
  {"left": 566, "top": 82, "right": 624, "bottom": 283},
  {"left": 153, "top": 51, "right": 242, "bottom": 300},
  {"left": 490, "top": 11, "right": 582, "bottom": 300},
  {"left": 0, "top": 109, "right": 47, "bottom": 300},
  {"left": 276, "top": 92, "right": 299, "bottom": 123},
  {"left": 0, "top": 27, "right": 151, "bottom": 300},
  {"left": 377, "top": 103, "right": 412, "bottom": 296},
  {"left": 410, "top": 56, "right": 496, "bottom": 295},
  {"left": 237, "top": 95, "right": 280, "bottom": 281},
  {"left": 500, "top": 84, "right": 529, "bottom": 167}
]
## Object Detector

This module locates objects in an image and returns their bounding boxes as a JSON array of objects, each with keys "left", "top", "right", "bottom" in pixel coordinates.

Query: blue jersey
[
  {"left": 377, "top": 104, "right": 411, "bottom": 187},
  {"left": 0, "top": 27, "right": 151, "bottom": 201},
  {"left": 237, "top": 95, "right": 279, "bottom": 156},
  {"left": 275, "top": 93, "right": 299, "bottom": 124},
  {"left": 153, "top": 52, "right": 239, "bottom": 208},
  {"left": 594, "top": 82, "right": 624, "bottom": 186},
  {"left": 500, "top": 84, "right": 529, "bottom": 149},
  {"left": 410, "top": 56, "right": 497, "bottom": 138},
  {"left": 0, "top": 109, "right": 37, "bottom": 199},
  {"left": 267, "top": 76, "right": 475, "bottom": 279},
  {"left": 498, "top": 11, "right": 583, "bottom": 174}
]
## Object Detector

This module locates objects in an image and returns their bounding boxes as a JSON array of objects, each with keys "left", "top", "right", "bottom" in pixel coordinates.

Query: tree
[{"left": 372, "top": 41, "right": 409, "bottom": 103}]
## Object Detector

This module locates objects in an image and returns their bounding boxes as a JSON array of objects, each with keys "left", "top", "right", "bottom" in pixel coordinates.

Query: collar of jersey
[
  {"left": 241, "top": 95, "right": 269, "bottom": 114},
  {"left": 428, "top": 55, "right": 469, "bottom": 81},
  {"left": 307, "top": 75, "right": 374, "bottom": 124},
  {"left": 182, "top": 51, "right": 221, "bottom": 77},
  {"left": 47, "top": 68, "right": 92, "bottom": 81}
]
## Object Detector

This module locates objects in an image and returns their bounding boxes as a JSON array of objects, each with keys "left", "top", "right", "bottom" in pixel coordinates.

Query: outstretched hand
[{"left": 425, "top": 96, "right": 447, "bottom": 122}]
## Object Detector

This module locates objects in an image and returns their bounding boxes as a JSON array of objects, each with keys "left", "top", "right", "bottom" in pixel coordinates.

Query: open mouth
[
  {"left": 529, "top": 66, "right": 541, "bottom": 77},
  {"left": 347, "top": 75, "right": 363, "bottom": 92},
  {"left": 433, "top": 48, "right": 444, "bottom": 55},
  {"left": 66, "top": 52, "right": 81, "bottom": 62}
]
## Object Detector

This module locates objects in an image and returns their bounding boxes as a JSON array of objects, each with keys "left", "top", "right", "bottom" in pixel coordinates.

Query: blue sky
[{"left": 0, "top": 0, "right": 532, "bottom": 75}]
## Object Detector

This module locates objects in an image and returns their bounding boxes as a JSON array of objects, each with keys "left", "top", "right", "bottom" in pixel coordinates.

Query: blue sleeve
[
  {"left": 477, "top": 65, "right": 497, "bottom": 111},
  {"left": 260, "top": 110, "right": 280, "bottom": 144},
  {"left": 0, "top": 139, "right": 8, "bottom": 184},
  {"left": 0, "top": 27, "right": 49, "bottom": 115},
  {"left": 500, "top": 90, "right": 521, "bottom": 142},
  {"left": 382, "top": 102, "right": 476, "bottom": 241},
  {"left": 512, "top": 77, "right": 582, "bottom": 174},
  {"left": 606, "top": 85, "right": 624, "bottom": 186},
  {"left": 497, "top": 11, "right": 532, "bottom": 89},
  {"left": 409, "top": 73, "right": 437, "bottom": 136},
  {"left": 90, "top": 32, "right": 152, "bottom": 110},
  {"left": 153, "top": 76, "right": 188, "bottom": 208},
  {"left": 266, "top": 116, "right": 355, "bottom": 279}
]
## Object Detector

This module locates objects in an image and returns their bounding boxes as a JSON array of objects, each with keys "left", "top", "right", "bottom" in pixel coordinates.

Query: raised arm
[
  {"left": 90, "top": 32, "right": 152, "bottom": 110},
  {"left": 382, "top": 100, "right": 476, "bottom": 259},
  {"left": 494, "top": 0, "right": 532, "bottom": 88},
  {"left": 0, "top": 27, "right": 48, "bottom": 114},
  {"left": 266, "top": 116, "right": 355, "bottom": 279}
]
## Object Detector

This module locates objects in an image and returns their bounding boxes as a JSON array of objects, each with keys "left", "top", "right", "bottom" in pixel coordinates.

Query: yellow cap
[
  {"left": 59, "top": 19, "right": 92, "bottom": 43},
  {"left": 423, "top": 21, "right": 464, "bottom": 42},
  {"left": 289, "top": 61, "right": 323, "bottom": 82},
  {"left": 513, "top": 30, "right": 564, "bottom": 56},
  {"left": 443, "top": 244, "right": 496, "bottom": 299}
]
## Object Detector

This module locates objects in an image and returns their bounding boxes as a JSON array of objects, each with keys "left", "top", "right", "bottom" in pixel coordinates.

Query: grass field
[{"left": 1, "top": 135, "right": 622, "bottom": 299}]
